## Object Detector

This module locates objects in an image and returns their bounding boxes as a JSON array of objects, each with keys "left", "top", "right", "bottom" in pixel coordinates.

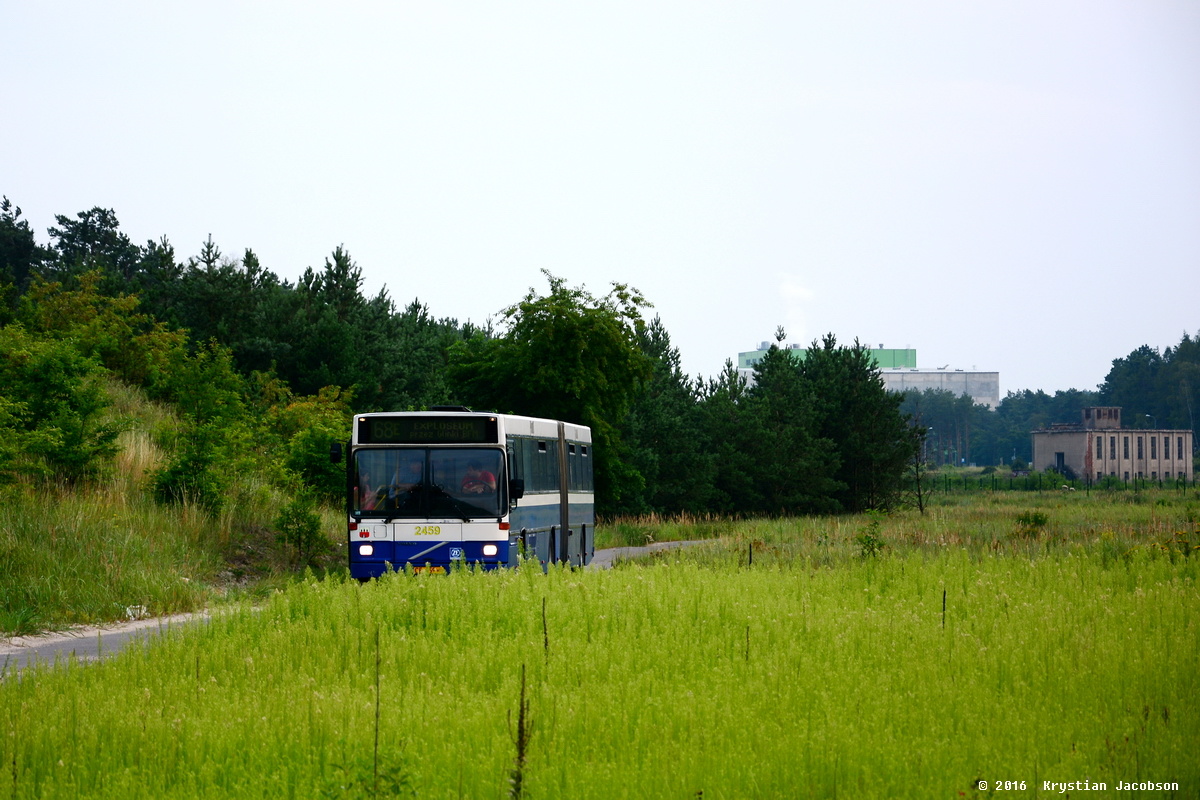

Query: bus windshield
[{"left": 353, "top": 447, "right": 505, "bottom": 519}]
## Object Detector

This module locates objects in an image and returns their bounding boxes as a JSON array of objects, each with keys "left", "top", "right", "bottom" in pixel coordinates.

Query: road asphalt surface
[
  {"left": 1, "top": 540, "right": 707, "bottom": 675},
  {"left": 0, "top": 611, "right": 208, "bottom": 676}
]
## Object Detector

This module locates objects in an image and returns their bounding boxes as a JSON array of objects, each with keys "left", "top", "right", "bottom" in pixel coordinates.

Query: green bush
[
  {"left": 855, "top": 512, "right": 885, "bottom": 557},
  {"left": 1014, "top": 510, "right": 1049, "bottom": 537},
  {"left": 151, "top": 422, "right": 230, "bottom": 511},
  {"left": 17, "top": 272, "right": 188, "bottom": 388},
  {"left": 148, "top": 339, "right": 246, "bottom": 423},
  {"left": 284, "top": 425, "right": 346, "bottom": 503},
  {"left": 272, "top": 494, "right": 331, "bottom": 568},
  {"left": 270, "top": 386, "right": 351, "bottom": 503},
  {"left": 0, "top": 324, "right": 123, "bottom": 482}
]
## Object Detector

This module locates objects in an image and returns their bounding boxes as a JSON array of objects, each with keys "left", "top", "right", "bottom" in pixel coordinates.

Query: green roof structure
[{"left": 737, "top": 343, "right": 917, "bottom": 370}]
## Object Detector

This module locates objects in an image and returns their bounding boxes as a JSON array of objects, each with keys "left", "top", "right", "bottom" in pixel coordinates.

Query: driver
[
  {"left": 386, "top": 457, "right": 424, "bottom": 506},
  {"left": 460, "top": 460, "right": 497, "bottom": 495}
]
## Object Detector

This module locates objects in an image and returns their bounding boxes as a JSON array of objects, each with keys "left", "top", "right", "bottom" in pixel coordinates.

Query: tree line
[{"left": 2, "top": 196, "right": 1194, "bottom": 517}]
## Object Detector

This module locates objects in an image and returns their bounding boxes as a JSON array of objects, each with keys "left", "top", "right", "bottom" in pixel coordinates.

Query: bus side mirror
[
  {"left": 330, "top": 441, "right": 343, "bottom": 464},
  {"left": 509, "top": 478, "right": 525, "bottom": 502}
]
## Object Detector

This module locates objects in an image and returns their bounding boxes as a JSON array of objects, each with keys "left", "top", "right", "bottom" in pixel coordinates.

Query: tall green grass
[
  {"left": 0, "top": 490, "right": 219, "bottom": 634},
  {"left": 4, "top": 541, "right": 1196, "bottom": 798},
  {"left": 596, "top": 511, "right": 741, "bottom": 548},
  {"left": 601, "top": 489, "right": 1200, "bottom": 555}
]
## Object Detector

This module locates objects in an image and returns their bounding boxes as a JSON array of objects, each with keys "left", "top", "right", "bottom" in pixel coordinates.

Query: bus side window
[
  {"left": 568, "top": 442, "right": 579, "bottom": 491},
  {"left": 581, "top": 445, "right": 593, "bottom": 491},
  {"left": 507, "top": 441, "right": 523, "bottom": 484},
  {"left": 544, "top": 441, "right": 560, "bottom": 492},
  {"left": 522, "top": 439, "right": 539, "bottom": 491},
  {"left": 520, "top": 438, "right": 558, "bottom": 493}
]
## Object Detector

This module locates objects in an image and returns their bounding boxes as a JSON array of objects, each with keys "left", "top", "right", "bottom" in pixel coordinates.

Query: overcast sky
[{"left": 4, "top": 1, "right": 1198, "bottom": 396}]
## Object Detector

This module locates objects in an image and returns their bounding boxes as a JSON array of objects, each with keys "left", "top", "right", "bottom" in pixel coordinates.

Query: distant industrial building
[
  {"left": 736, "top": 343, "right": 1000, "bottom": 409},
  {"left": 877, "top": 368, "right": 1001, "bottom": 409},
  {"left": 1031, "top": 407, "right": 1194, "bottom": 483}
]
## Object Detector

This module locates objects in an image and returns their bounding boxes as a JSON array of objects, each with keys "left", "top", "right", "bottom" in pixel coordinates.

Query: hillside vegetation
[{"left": 0, "top": 373, "right": 347, "bottom": 636}]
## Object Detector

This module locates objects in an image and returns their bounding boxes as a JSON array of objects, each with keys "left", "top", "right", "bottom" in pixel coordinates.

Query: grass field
[{"left": 3, "top": 492, "right": 1197, "bottom": 798}]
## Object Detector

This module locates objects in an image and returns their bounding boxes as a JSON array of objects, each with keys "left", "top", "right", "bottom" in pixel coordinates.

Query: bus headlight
[
  {"left": 359, "top": 544, "right": 375, "bottom": 557},
  {"left": 482, "top": 544, "right": 499, "bottom": 557}
]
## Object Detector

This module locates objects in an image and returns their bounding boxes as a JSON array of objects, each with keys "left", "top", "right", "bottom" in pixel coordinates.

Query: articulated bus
[{"left": 335, "top": 408, "right": 595, "bottom": 579}]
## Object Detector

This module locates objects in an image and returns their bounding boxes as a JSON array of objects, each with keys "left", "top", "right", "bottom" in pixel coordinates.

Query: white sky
[{"left": 3, "top": 1, "right": 1198, "bottom": 395}]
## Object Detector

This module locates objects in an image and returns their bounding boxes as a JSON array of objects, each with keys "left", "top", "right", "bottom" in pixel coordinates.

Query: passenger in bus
[
  {"left": 358, "top": 471, "right": 377, "bottom": 511},
  {"left": 461, "top": 460, "right": 496, "bottom": 495}
]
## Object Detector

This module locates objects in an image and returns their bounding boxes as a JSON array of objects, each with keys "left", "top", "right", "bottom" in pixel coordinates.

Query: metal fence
[{"left": 926, "top": 472, "right": 1198, "bottom": 494}]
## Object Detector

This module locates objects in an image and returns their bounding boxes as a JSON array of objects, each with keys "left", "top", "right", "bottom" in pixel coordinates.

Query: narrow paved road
[
  {"left": 1, "top": 540, "right": 708, "bottom": 675},
  {"left": 585, "top": 538, "right": 708, "bottom": 569},
  {"left": 1, "top": 612, "right": 207, "bottom": 675}
]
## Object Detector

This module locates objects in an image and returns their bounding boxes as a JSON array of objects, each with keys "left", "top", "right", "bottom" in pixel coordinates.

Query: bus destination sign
[{"left": 359, "top": 416, "right": 497, "bottom": 445}]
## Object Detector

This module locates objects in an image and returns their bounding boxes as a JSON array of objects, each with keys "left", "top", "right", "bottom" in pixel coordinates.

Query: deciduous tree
[
  {"left": 448, "top": 271, "right": 652, "bottom": 512},
  {"left": 0, "top": 325, "right": 122, "bottom": 482}
]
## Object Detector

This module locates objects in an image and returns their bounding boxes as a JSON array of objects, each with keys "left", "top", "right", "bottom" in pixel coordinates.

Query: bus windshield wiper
[
  {"left": 426, "top": 485, "right": 475, "bottom": 522},
  {"left": 382, "top": 484, "right": 426, "bottom": 524},
  {"left": 374, "top": 483, "right": 495, "bottom": 524}
]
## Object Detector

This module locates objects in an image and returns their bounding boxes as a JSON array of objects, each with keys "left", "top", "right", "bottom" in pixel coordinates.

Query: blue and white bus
[{"left": 336, "top": 407, "right": 595, "bottom": 579}]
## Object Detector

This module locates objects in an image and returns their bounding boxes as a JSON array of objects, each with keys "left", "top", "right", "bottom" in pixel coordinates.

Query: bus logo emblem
[{"left": 449, "top": 547, "right": 464, "bottom": 561}]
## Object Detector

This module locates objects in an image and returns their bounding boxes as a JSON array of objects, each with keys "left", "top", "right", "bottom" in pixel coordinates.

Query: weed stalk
[
  {"left": 374, "top": 626, "right": 381, "bottom": 799},
  {"left": 508, "top": 663, "right": 532, "bottom": 800}
]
